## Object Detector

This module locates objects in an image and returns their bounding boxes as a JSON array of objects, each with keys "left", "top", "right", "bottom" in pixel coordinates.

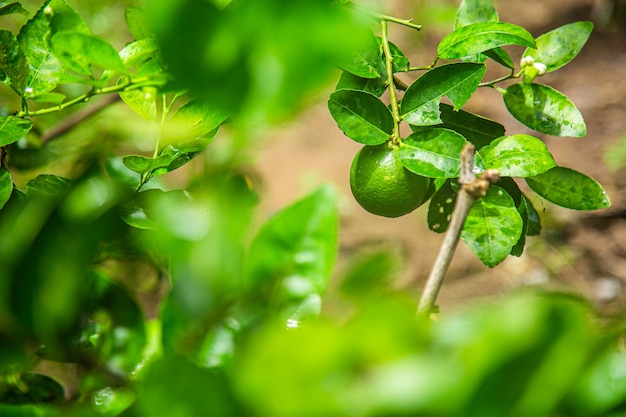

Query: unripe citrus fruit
[{"left": 350, "top": 143, "right": 434, "bottom": 218}]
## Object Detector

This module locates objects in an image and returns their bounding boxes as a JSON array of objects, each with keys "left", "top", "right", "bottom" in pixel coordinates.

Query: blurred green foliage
[{"left": 0, "top": 0, "right": 624, "bottom": 416}]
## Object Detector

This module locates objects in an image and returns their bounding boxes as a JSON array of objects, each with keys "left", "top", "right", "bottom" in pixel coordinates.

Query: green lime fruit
[{"left": 350, "top": 143, "right": 434, "bottom": 218}]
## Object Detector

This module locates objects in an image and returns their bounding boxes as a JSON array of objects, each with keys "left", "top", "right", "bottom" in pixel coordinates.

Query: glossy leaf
[
  {"left": 119, "top": 38, "right": 159, "bottom": 68},
  {"left": 503, "top": 83, "right": 586, "bottom": 137},
  {"left": 166, "top": 98, "right": 229, "bottom": 142},
  {"left": 526, "top": 167, "right": 611, "bottom": 211},
  {"left": 335, "top": 71, "right": 386, "bottom": 97},
  {"left": 24, "top": 174, "right": 71, "bottom": 197},
  {"left": 455, "top": 0, "right": 498, "bottom": 28},
  {"left": 0, "top": 1, "right": 28, "bottom": 16},
  {"left": 118, "top": 77, "right": 157, "bottom": 121},
  {"left": 484, "top": 47, "right": 514, "bottom": 69},
  {"left": 46, "top": 0, "right": 90, "bottom": 35},
  {"left": 17, "top": 2, "right": 63, "bottom": 98},
  {"left": 479, "top": 134, "right": 556, "bottom": 177},
  {"left": 244, "top": 185, "right": 338, "bottom": 321},
  {"left": 340, "top": 33, "right": 382, "bottom": 79},
  {"left": 0, "top": 29, "right": 29, "bottom": 95},
  {"left": 522, "top": 21, "right": 593, "bottom": 73},
  {"left": 328, "top": 89, "right": 393, "bottom": 145},
  {"left": 462, "top": 185, "right": 524, "bottom": 267},
  {"left": 50, "top": 31, "right": 127, "bottom": 76},
  {"left": 401, "top": 63, "right": 486, "bottom": 126},
  {"left": 398, "top": 128, "right": 468, "bottom": 178},
  {"left": 438, "top": 22, "right": 535, "bottom": 59},
  {"left": 125, "top": 7, "right": 152, "bottom": 40},
  {"left": 0, "top": 116, "right": 32, "bottom": 146},
  {"left": 427, "top": 179, "right": 456, "bottom": 233},
  {"left": 0, "top": 168, "right": 12, "bottom": 209}
]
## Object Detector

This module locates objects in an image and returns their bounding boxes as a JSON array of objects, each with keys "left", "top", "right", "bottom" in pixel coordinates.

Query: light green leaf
[
  {"left": 339, "top": 33, "right": 382, "bottom": 79},
  {"left": 0, "top": 1, "right": 28, "bottom": 16},
  {"left": 526, "top": 166, "right": 611, "bottom": 211},
  {"left": 24, "top": 174, "right": 71, "bottom": 197},
  {"left": 46, "top": 0, "right": 90, "bottom": 35},
  {"left": 455, "top": 0, "right": 498, "bottom": 28},
  {"left": 376, "top": 37, "right": 409, "bottom": 72},
  {"left": 438, "top": 22, "right": 535, "bottom": 59},
  {"left": 479, "top": 134, "right": 556, "bottom": 177},
  {"left": 398, "top": 128, "right": 468, "bottom": 178},
  {"left": 503, "top": 83, "right": 586, "bottom": 137},
  {"left": 168, "top": 98, "right": 230, "bottom": 140},
  {"left": 462, "top": 185, "right": 524, "bottom": 267},
  {"left": 119, "top": 38, "right": 159, "bottom": 68},
  {"left": 244, "top": 185, "right": 338, "bottom": 317},
  {"left": 118, "top": 77, "right": 157, "bottom": 121},
  {"left": 401, "top": 63, "right": 486, "bottom": 126},
  {"left": 427, "top": 179, "right": 456, "bottom": 233},
  {"left": 50, "top": 31, "right": 127, "bottom": 76},
  {"left": 0, "top": 116, "right": 32, "bottom": 146},
  {"left": 335, "top": 71, "right": 387, "bottom": 97},
  {"left": 125, "top": 7, "right": 152, "bottom": 40},
  {"left": 328, "top": 89, "right": 393, "bottom": 145},
  {"left": 522, "top": 21, "right": 593, "bottom": 73},
  {"left": 17, "top": 1, "right": 63, "bottom": 98},
  {"left": 0, "top": 29, "right": 29, "bottom": 95},
  {"left": 0, "top": 168, "right": 12, "bottom": 209}
]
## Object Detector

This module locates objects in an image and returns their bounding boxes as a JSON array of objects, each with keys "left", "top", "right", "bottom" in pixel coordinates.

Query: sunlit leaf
[
  {"left": 340, "top": 33, "right": 382, "bottom": 79},
  {"left": 328, "top": 89, "right": 393, "bottom": 145},
  {"left": 462, "top": 185, "right": 523, "bottom": 267},
  {"left": 0, "top": 116, "right": 32, "bottom": 146},
  {"left": 0, "top": 29, "right": 29, "bottom": 95},
  {"left": 46, "top": 0, "right": 90, "bottom": 35},
  {"left": 125, "top": 7, "right": 152, "bottom": 40},
  {"left": 478, "top": 134, "right": 556, "bottom": 177},
  {"left": 24, "top": 174, "right": 70, "bottom": 197},
  {"left": 50, "top": 31, "right": 127, "bottom": 76},
  {"left": 438, "top": 22, "right": 535, "bottom": 59},
  {"left": 526, "top": 167, "right": 611, "bottom": 210},
  {"left": 455, "top": 0, "right": 498, "bottom": 28},
  {"left": 398, "top": 128, "right": 468, "bottom": 178},
  {"left": 401, "top": 63, "right": 485, "bottom": 126},
  {"left": 503, "top": 83, "right": 586, "bottom": 137},
  {"left": 522, "top": 21, "right": 593, "bottom": 73},
  {"left": 118, "top": 76, "right": 157, "bottom": 121}
]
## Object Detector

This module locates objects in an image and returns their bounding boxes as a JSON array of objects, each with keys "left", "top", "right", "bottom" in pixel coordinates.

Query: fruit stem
[
  {"left": 417, "top": 144, "right": 500, "bottom": 317},
  {"left": 380, "top": 20, "right": 402, "bottom": 144}
]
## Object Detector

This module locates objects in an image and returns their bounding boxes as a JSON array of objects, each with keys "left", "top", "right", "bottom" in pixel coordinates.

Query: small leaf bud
[{"left": 520, "top": 55, "right": 534, "bottom": 68}]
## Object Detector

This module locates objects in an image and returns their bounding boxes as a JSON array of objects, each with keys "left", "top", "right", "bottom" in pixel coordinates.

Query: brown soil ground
[{"left": 253, "top": 0, "right": 626, "bottom": 314}]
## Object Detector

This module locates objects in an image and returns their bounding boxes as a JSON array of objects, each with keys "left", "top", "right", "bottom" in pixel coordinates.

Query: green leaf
[
  {"left": 46, "top": 0, "right": 90, "bottom": 35},
  {"left": 244, "top": 185, "right": 338, "bottom": 321},
  {"left": 125, "top": 7, "right": 152, "bottom": 40},
  {"left": 522, "top": 21, "right": 593, "bottom": 73},
  {"left": 335, "top": 71, "right": 387, "bottom": 97},
  {"left": 526, "top": 166, "right": 611, "bottom": 211},
  {"left": 503, "top": 83, "right": 586, "bottom": 137},
  {"left": 0, "top": 29, "right": 29, "bottom": 96},
  {"left": 169, "top": 98, "right": 230, "bottom": 140},
  {"left": 398, "top": 128, "right": 468, "bottom": 178},
  {"left": 484, "top": 47, "right": 514, "bottom": 69},
  {"left": 455, "top": 0, "right": 499, "bottom": 28},
  {"left": 118, "top": 77, "right": 157, "bottom": 121},
  {"left": 0, "top": 116, "right": 32, "bottom": 146},
  {"left": 427, "top": 179, "right": 456, "bottom": 233},
  {"left": 496, "top": 177, "right": 541, "bottom": 256},
  {"left": 376, "top": 37, "right": 409, "bottom": 72},
  {"left": 119, "top": 38, "right": 159, "bottom": 68},
  {"left": 17, "top": 2, "right": 64, "bottom": 98},
  {"left": 462, "top": 185, "right": 524, "bottom": 267},
  {"left": 24, "top": 174, "right": 71, "bottom": 197},
  {"left": 401, "top": 63, "right": 486, "bottom": 126},
  {"left": 0, "top": 1, "right": 28, "bottom": 16},
  {"left": 339, "top": 33, "right": 382, "bottom": 79},
  {"left": 328, "top": 89, "right": 394, "bottom": 145},
  {"left": 50, "top": 32, "right": 127, "bottom": 76},
  {"left": 525, "top": 195, "right": 541, "bottom": 236},
  {"left": 438, "top": 22, "right": 535, "bottom": 59},
  {"left": 0, "top": 168, "right": 12, "bottom": 209},
  {"left": 478, "top": 134, "right": 556, "bottom": 177}
]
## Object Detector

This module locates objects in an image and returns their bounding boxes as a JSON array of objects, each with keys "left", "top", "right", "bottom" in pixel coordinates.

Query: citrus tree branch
[
  {"left": 381, "top": 20, "right": 402, "bottom": 144},
  {"left": 347, "top": 2, "right": 422, "bottom": 30},
  {"left": 417, "top": 144, "right": 500, "bottom": 317}
]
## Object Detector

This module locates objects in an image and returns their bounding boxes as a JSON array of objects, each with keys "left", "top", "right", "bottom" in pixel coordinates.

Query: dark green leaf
[
  {"left": 0, "top": 1, "right": 28, "bottom": 16},
  {"left": 398, "top": 128, "right": 468, "bottom": 178},
  {"left": 478, "top": 134, "right": 556, "bottom": 177},
  {"left": 0, "top": 116, "right": 32, "bottom": 146},
  {"left": 438, "top": 22, "right": 535, "bottom": 59},
  {"left": 339, "top": 33, "right": 382, "bottom": 79},
  {"left": 455, "top": 0, "right": 498, "bottom": 28},
  {"left": 17, "top": 2, "right": 63, "bottom": 98},
  {"left": 522, "top": 21, "right": 593, "bottom": 73},
  {"left": 328, "top": 89, "right": 394, "bottom": 145},
  {"left": 462, "top": 185, "right": 524, "bottom": 267},
  {"left": 427, "top": 179, "right": 456, "bottom": 233},
  {"left": 244, "top": 185, "right": 338, "bottom": 322},
  {"left": 376, "top": 37, "right": 409, "bottom": 72},
  {"left": 503, "top": 83, "right": 586, "bottom": 137},
  {"left": 526, "top": 167, "right": 611, "bottom": 210},
  {"left": 0, "top": 29, "right": 29, "bottom": 96},
  {"left": 496, "top": 177, "right": 541, "bottom": 256},
  {"left": 125, "top": 7, "right": 152, "bottom": 40},
  {"left": 484, "top": 47, "right": 514, "bottom": 69},
  {"left": 335, "top": 71, "right": 387, "bottom": 97},
  {"left": 0, "top": 168, "right": 12, "bottom": 209},
  {"left": 0, "top": 404, "right": 59, "bottom": 416},
  {"left": 50, "top": 31, "right": 127, "bottom": 76},
  {"left": 525, "top": 195, "right": 541, "bottom": 236},
  {"left": 401, "top": 63, "right": 486, "bottom": 126},
  {"left": 24, "top": 174, "right": 71, "bottom": 197}
]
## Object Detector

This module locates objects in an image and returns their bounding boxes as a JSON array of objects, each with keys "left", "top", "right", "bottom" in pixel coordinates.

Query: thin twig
[
  {"left": 40, "top": 94, "right": 122, "bottom": 143},
  {"left": 417, "top": 144, "right": 500, "bottom": 317},
  {"left": 346, "top": 2, "right": 422, "bottom": 30}
]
